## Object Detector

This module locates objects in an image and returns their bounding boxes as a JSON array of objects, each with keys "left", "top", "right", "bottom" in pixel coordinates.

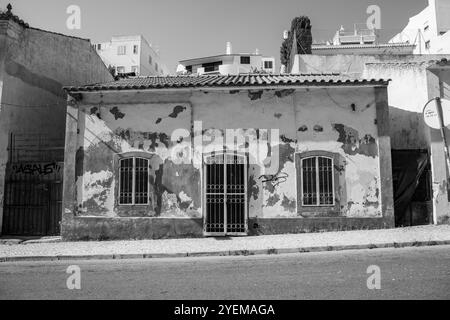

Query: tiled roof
[{"left": 64, "top": 73, "right": 389, "bottom": 92}]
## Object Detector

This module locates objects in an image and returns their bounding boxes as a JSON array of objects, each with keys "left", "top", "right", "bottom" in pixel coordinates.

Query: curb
[{"left": 1, "top": 240, "right": 450, "bottom": 263}]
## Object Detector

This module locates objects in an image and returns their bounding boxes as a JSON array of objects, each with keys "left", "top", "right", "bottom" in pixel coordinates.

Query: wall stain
[
  {"left": 275, "top": 89, "right": 295, "bottom": 98},
  {"left": 280, "top": 134, "right": 296, "bottom": 144},
  {"left": 248, "top": 90, "right": 263, "bottom": 101},
  {"left": 90, "top": 107, "right": 98, "bottom": 115},
  {"left": 313, "top": 125, "right": 323, "bottom": 132},
  {"left": 333, "top": 124, "right": 378, "bottom": 158},
  {"left": 248, "top": 175, "right": 259, "bottom": 201},
  {"left": 110, "top": 106, "right": 125, "bottom": 120},
  {"left": 266, "top": 193, "right": 280, "bottom": 207},
  {"left": 115, "top": 129, "right": 170, "bottom": 151},
  {"left": 281, "top": 195, "right": 296, "bottom": 212},
  {"left": 156, "top": 105, "right": 187, "bottom": 124}
]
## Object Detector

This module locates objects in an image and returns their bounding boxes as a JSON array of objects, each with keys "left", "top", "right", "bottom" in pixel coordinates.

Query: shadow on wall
[{"left": 388, "top": 105, "right": 429, "bottom": 150}]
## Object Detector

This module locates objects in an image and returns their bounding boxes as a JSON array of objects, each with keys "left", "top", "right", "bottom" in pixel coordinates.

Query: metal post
[{"left": 435, "top": 97, "right": 450, "bottom": 201}]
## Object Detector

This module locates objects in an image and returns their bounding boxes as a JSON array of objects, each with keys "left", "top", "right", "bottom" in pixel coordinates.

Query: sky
[{"left": 1, "top": 0, "right": 428, "bottom": 72}]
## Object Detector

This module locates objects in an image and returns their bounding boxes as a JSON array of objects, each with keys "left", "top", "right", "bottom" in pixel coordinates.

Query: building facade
[
  {"left": 390, "top": 0, "right": 450, "bottom": 54},
  {"left": 178, "top": 43, "right": 276, "bottom": 75},
  {"left": 311, "top": 26, "right": 416, "bottom": 56},
  {"left": 62, "top": 74, "right": 393, "bottom": 240},
  {"left": 95, "top": 35, "right": 169, "bottom": 76},
  {"left": 0, "top": 5, "right": 113, "bottom": 237},
  {"left": 292, "top": 53, "right": 450, "bottom": 227}
]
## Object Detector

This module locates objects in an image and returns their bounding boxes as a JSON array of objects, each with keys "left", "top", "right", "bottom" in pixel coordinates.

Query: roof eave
[{"left": 64, "top": 81, "right": 390, "bottom": 95}]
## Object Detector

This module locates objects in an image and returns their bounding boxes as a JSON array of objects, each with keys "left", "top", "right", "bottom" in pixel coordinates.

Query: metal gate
[
  {"left": 2, "top": 162, "right": 63, "bottom": 236},
  {"left": 203, "top": 152, "right": 247, "bottom": 236}
]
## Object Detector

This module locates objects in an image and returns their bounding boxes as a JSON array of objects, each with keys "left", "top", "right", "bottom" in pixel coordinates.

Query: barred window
[
  {"left": 119, "top": 157, "right": 149, "bottom": 205},
  {"left": 301, "top": 156, "right": 334, "bottom": 206}
]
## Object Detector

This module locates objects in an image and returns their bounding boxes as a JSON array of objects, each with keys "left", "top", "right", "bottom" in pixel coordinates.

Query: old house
[
  {"left": 0, "top": 5, "right": 113, "bottom": 237},
  {"left": 62, "top": 74, "right": 393, "bottom": 240}
]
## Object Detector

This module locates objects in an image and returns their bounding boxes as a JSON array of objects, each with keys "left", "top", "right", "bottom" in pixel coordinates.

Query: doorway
[
  {"left": 392, "top": 150, "right": 432, "bottom": 227},
  {"left": 203, "top": 152, "right": 248, "bottom": 236}
]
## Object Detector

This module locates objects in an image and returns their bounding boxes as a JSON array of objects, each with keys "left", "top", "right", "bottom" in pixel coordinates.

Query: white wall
[
  {"left": 95, "top": 35, "right": 169, "bottom": 75},
  {"left": 390, "top": 0, "right": 450, "bottom": 54}
]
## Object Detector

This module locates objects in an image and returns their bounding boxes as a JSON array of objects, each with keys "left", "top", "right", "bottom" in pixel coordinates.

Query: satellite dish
[{"left": 423, "top": 98, "right": 450, "bottom": 129}]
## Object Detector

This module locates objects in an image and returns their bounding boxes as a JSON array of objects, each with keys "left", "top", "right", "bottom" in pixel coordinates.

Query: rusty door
[{"left": 203, "top": 152, "right": 247, "bottom": 236}]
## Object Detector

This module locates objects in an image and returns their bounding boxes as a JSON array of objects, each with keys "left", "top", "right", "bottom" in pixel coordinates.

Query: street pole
[{"left": 434, "top": 97, "right": 450, "bottom": 201}]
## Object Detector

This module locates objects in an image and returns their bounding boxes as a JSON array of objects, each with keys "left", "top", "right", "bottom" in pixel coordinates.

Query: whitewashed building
[
  {"left": 177, "top": 42, "right": 276, "bottom": 75},
  {"left": 95, "top": 35, "right": 170, "bottom": 76},
  {"left": 390, "top": 0, "right": 450, "bottom": 54},
  {"left": 312, "top": 26, "right": 416, "bottom": 56}
]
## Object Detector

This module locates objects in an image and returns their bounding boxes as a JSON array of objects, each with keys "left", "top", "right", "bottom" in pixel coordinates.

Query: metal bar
[
  {"left": 435, "top": 97, "right": 450, "bottom": 202},
  {"left": 224, "top": 154, "right": 227, "bottom": 235}
]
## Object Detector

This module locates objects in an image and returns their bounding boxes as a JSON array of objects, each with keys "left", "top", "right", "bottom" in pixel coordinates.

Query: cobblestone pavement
[{"left": 0, "top": 225, "right": 449, "bottom": 259}]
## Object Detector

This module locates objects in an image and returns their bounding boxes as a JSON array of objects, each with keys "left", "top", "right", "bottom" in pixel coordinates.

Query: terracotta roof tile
[{"left": 65, "top": 73, "right": 389, "bottom": 92}]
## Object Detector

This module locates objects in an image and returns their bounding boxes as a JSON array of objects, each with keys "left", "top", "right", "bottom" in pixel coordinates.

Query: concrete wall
[
  {"left": 0, "top": 19, "right": 113, "bottom": 234},
  {"left": 297, "top": 54, "right": 450, "bottom": 150},
  {"left": 296, "top": 54, "right": 450, "bottom": 226},
  {"left": 427, "top": 65, "right": 450, "bottom": 225},
  {"left": 61, "top": 85, "right": 394, "bottom": 240},
  {"left": 363, "top": 62, "right": 431, "bottom": 150}
]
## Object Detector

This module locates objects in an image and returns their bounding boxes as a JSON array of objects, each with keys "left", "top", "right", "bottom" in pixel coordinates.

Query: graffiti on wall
[
  {"left": 258, "top": 172, "right": 289, "bottom": 188},
  {"left": 11, "top": 162, "right": 62, "bottom": 176}
]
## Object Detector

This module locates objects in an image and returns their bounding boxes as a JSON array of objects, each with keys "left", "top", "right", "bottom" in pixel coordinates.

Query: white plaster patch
[
  {"left": 179, "top": 190, "right": 192, "bottom": 203},
  {"left": 82, "top": 170, "right": 113, "bottom": 209}
]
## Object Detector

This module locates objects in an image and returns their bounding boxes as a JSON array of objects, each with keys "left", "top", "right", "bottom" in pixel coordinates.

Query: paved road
[{"left": 0, "top": 245, "right": 449, "bottom": 299}]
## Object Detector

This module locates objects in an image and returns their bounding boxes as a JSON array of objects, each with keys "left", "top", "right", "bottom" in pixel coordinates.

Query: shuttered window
[
  {"left": 301, "top": 156, "right": 334, "bottom": 206},
  {"left": 119, "top": 157, "right": 149, "bottom": 205}
]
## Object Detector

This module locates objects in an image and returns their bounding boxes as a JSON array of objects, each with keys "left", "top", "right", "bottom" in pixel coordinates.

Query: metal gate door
[
  {"left": 204, "top": 152, "right": 247, "bottom": 236},
  {"left": 2, "top": 162, "right": 63, "bottom": 236}
]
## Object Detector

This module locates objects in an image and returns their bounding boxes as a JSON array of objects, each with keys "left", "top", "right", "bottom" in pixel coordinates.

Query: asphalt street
[{"left": 0, "top": 245, "right": 449, "bottom": 299}]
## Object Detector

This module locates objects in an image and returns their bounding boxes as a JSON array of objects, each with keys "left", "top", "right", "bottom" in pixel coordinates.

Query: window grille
[
  {"left": 301, "top": 156, "right": 334, "bottom": 206},
  {"left": 119, "top": 157, "right": 149, "bottom": 205}
]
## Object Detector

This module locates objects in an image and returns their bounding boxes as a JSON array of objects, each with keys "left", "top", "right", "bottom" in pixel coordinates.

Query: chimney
[
  {"left": 255, "top": 48, "right": 259, "bottom": 55},
  {"left": 226, "top": 42, "right": 232, "bottom": 55}
]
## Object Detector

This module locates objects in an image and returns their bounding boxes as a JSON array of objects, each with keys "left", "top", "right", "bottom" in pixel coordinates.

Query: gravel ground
[{"left": 0, "top": 225, "right": 449, "bottom": 258}]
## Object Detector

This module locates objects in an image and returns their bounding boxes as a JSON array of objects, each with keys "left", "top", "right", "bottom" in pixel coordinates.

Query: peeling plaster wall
[
  {"left": 295, "top": 87, "right": 382, "bottom": 218},
  {"left": 76, "top": 87, "right": 385, "bottom": 223},
  {"left": 78, "top": 102, "right": 201, "bottom": 218}
]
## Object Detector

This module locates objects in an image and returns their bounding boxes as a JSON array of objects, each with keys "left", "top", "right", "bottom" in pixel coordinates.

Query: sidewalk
[{"left": 1, "top": 225, "right": 449, "bottom": 262}]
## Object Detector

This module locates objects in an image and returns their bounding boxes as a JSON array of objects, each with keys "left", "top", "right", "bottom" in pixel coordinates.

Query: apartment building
[{"left": 95, "top": 35, "right": 169, "bottom": 76}]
